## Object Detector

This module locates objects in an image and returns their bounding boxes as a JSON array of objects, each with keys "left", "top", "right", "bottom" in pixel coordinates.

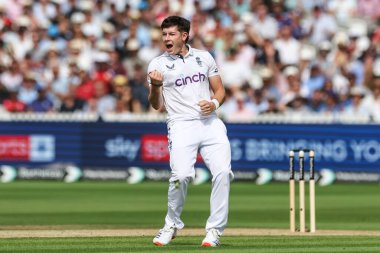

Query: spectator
[
  {"left": 18, "top": 72, "right": 39, "bottom": 105},
  {"left": 129, "top": 63, "right": 149, "bottom": 111},
  {"left": 3, "top": 15, "right": 34, "bottom": 60},
  {"left": 327, "top": 0, "right": 357, "bottom": 25},
  {"left": 343, "top": 86, "right": 371, "bottom": 118},
  {"left": 83, "top": 80, "right": 115, "bottom": 115},
  {"left": 314, "top": 41, "right": 334, "bottom": 77},
  {"left": 301, "top": 64, "right": 326, "bottom": 98},
  {"left": 258, "top": 67, "right": 282, "bottom": 102},
  {"left": 59, "top": 85, "right": 85, "bottom": 112},
  {"left": 112, "top": 74, "right": 128, "bottom": 99},
  {"left": 251, "top": 4, "right": 278, "bottom": 40},
  {"left": 0, "top": 61, "right": 23, "bottom": 92},
  {"left": 302, "top": 5, "right": 337, "bottom": 45},
  {"left": 28, "top": 88, "right": 54, "bottom": 112},
  {"left": 3, "top": 90, "right": 26, "bottom": 112},
  {"left": 123, "top": 38, "right": 145, "bottom": 77},
  {"left": 307, "top": 89, "right": 326, "bottom": 112},
  {"left": 285, "top": 95, "right": 310, "bottom": 115},
  {"left": 262, "top": 96, "right": 282, "bottom": 114},
  {"left": 358, "top": 0, "right": 380, "bottom": 20},
  {"left": 246, "top": 88, "right": 269, "bottom": 114},
  {"left": 0, "top": 81, "right": 9, "bottom": 102},
  {"left": 254, "top": 38, "right": 281, "bottom": 69},
  {"left": 75, "top": 68, "right": 94, "bottom": 101},
  {"left": 138, "top": 28, "right": 163, "bottom": 65},
  {"left": 274, "top": 23, "right": 301, "bottom": 66},
  {"left": 320, "top": 92, "right": 341, "bottom": 115},
  {"left": 224, "top": 91, "right": 256, "bottom": 122},
  {"left": 280, "top": 66, "right": 303, "bottom": 105},
  {"left": 231, "top": 0, "right": 250, "bottom": 16},
  {"left": 111, "top": 74, "right": 141, "bottom": 114},
  {"left": 218, "top": 45, "right": 252, "bottom": 93},
  {"left": 362, "top": 83, "right": 380, "bottom": 121}
]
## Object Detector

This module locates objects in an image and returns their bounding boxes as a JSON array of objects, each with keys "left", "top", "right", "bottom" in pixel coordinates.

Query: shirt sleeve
[{"left": 206, "top": 52, "right": 220, "bottom": 78}]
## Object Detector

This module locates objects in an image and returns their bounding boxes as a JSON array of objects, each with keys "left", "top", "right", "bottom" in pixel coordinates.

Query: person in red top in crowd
[
  {"left": 75, "top": 69, "right": 94, "bottom": 101},
  {"left": 91, "top": 52, "right": 113, "bottom": 93},
  {"left": 3, "top": 91, "right": 26, "bottom": 112}
]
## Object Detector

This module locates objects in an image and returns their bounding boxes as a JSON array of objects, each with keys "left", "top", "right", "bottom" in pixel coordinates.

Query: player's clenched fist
[
  {"left": 198, "top": 100, "right": 216, "bottom": 115},
  {"left": 149, "top": 70, "right": 163, "bottom": 87}
]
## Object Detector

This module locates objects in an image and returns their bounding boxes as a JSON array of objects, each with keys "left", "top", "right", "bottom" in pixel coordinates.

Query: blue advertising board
[
  {"left": 227, "top": 123, "right": 380, "bottom": 172},
  {"left": 1, "top": 122, "right": 380, "bottom": 173},
  {"left": 0, "top": 122, "right": 81, "bottom": 166}
]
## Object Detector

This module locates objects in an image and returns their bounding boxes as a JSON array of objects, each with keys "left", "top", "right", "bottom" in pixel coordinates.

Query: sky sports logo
[
  {"left": 0, "top": 135, "right": 55, "bottom": 162},
  {"left": 175, "top": 72, "right": 206, "bottom": 86}
]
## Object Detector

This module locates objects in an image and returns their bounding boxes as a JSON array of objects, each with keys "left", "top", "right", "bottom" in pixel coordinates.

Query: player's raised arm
[{"left": 148, "top": 70, "right": 164, "bottom": 110}]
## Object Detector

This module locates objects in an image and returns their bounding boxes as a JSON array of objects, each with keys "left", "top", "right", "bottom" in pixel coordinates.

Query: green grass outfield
[{"left": 0, "top": 181, "right": 379, "bottom": 252}]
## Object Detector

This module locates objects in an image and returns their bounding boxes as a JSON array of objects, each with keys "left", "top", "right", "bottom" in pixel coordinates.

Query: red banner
[
  {"left": 141, "top": 134, "right": 170, "bottom": 162},
  {"left": 0, "top": 136, "right": 29, "bottom": 160},
  {"left": 140, "top": 134, "right": 203, "bottom": 162}
]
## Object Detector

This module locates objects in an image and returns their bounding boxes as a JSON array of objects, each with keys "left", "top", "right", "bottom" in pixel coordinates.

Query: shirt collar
[{"left": 166, "top": 44, "right": 194, "bottom": 60}]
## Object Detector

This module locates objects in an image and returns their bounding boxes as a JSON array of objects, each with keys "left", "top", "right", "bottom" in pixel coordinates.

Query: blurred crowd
[{"left": 0, "top": 0, "right": 379, "bottom": 122}]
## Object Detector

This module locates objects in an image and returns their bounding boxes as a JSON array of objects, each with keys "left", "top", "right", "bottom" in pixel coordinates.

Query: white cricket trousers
[{"left": 163, "top": 117, "right": 233, "bottom": 235}]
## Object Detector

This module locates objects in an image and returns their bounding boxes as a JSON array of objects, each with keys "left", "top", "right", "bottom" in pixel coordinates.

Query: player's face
[{"left": 162, "top": 26, "right": 188, "bottom": 55}]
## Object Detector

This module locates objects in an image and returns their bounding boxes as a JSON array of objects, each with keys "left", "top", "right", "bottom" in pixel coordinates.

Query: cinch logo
[{"left": 175, "top": 72, "right": 206, "bottom": 86}]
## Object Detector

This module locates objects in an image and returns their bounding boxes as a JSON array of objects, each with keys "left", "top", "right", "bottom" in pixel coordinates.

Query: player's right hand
[
  {"left": 148, "top": 70, "right": 163, "bottom": 86},
  {"left": 198, "top": 100, "right": 215, "bottom": 115}
]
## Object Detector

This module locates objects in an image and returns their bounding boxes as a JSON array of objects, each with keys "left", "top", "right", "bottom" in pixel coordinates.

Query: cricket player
[{"left": 147, "top": 16, "right": 233, "bottom": 247}]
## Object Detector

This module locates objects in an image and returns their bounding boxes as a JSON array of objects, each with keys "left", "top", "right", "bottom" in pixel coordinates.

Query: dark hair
[{"left": 161, "top": 16, "right": 190, "bottom": 42}]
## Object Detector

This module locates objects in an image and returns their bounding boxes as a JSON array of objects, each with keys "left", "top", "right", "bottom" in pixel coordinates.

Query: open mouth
[{"left": 166, "top": 44, "right": 173, "bottom": 49}]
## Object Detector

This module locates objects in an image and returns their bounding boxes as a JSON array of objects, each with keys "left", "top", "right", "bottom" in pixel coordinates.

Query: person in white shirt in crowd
[
  {"left": 274, "top": 23, "right": 301, "bottom": 67},
  {"left": 362, "top": 64, "right": 380, "bottom": 121},
  {"left": 148, "top": 16, "right": 232, "bottom": 247},
  {"left": 362, "top": 83, "right": 380, "bottom": 122},
  {"left": 0, "top": 61, "right": 23, "bottom": 92},
  {"left": 3, "top": 16, "right": 34, "bottom": 61},
  {"left": 123, "top": 37, "right": 145, "bottom": 76},
  {"left": 314, "top": 41, "right": 334, "bottom": 78},
  {"left": 232, "top": 22, "right": 256, "bottom": 67},
  {"left": 343, "top": 86, "right": 371, "bottom": 119},
  {"left": 18, "top": 72, "right": 39, "bottom": 105},
  {"left": 197, "top": 0, "right": 216, "bottom": 13},
  {"left": 258, "top": 67, "right": 282, "bottom": 102},
  {"left": 246, "top": 88, "right": 269, "bottom": 114},
  {"left": 79, "top": 0, "right": 103, "bottom": 39},
  {"left": 138, "top": 28, "right": 164, "bottom": 65},
  {"left": 280, "top": 66, "right": 306, "bottom": 107},
  {"left": 251, "top": 4, "right": 278, "bottom": 40},
  {"left": 327, "top": 0, "right": 357, "bottom": 25},
  {"left": 302, "top": 5, "right": 337, "bottom": 45},
  {"left": 218, "top": 42, "right": 252, "bottom": 93},
  {"left": 224, "top": 91, "right": 256, "bottom": 122},
  {"left": 32, "top": 0, "right": 57, "bottom": 28}
]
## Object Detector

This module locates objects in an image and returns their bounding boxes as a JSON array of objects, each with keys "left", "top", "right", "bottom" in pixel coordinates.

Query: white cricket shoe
[
  {"left": 201, "top": 228, "right": 221, "bottom": 247},
  {"left": 153, "top": 227, "right": 177, "bottom": 246}
]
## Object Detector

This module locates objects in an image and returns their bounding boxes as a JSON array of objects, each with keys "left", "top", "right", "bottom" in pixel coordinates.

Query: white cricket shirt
[{"left": 147, "top": 45, "right": 220, "bottom": 123}]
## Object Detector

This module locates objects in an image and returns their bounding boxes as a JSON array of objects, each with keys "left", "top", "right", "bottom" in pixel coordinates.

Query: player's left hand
[{"left": 198, "top": 100, "right": 216, "bottom": 115}]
